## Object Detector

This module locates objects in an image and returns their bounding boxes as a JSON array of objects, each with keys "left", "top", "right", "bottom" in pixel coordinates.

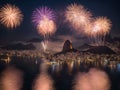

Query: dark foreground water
[{"left": 0, "top": 57, "right": 120, "bottom": 90}]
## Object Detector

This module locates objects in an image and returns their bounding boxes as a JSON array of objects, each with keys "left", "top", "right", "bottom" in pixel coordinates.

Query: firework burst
[
  {"left": 37, "top": 16, "right": 56, "bottom": 37},
  {"left": 32, "top": 6, "right": 56, "bottom": 37},
  {"left": 84, "top": 17, "right": 112, "bottom": 45},
  {"left": 0, "top": 4, "right": 23, "bottom": 29},
  {"left": 65, "top": 3, "right": 92, "bottom": 31},
  {"left": 92, "top": 17, "right": 112, "bottom": 36}
]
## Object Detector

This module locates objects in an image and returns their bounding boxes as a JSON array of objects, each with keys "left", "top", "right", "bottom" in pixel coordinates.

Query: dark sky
[{"left": 0, "top": 0, "right": 120, "bottom": 45}]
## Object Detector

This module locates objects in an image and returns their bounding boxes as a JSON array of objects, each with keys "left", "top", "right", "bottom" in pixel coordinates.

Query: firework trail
[
  {"left": 73, "top": 68, "right": 111, "bottom": 90},
  {"left": 65, "top": 3, "right": 92, "bottom": 32},
  {"left": 0, "top": 4, "right": 23, "bottom": 29},
  {"left": 41, "top": 40, "right": 48, "bottom": 52},
  {"left": 0, "top": 67, "right": 23, "bottom": 90}
]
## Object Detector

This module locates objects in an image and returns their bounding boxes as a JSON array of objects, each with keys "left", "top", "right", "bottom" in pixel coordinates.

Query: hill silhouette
[
  {"left": 1, "top": 43, "right": 36, "bottom": 50},
  {"left": 55, "top": 40, "right": 116, "bottom": 55},
  {"left": 78, "top": 43, "right": 93, "bottom": 51},
  {"left": 55, "top": 40, "right": 79, "bottom": 55},
  {"left": 85, "top": 46, "right": 116, "bottom": 54}
]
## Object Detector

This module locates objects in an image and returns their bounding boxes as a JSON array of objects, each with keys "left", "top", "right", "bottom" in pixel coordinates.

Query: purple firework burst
[{"left": 32, "top": 6, "right": 56, "bottom": 26}]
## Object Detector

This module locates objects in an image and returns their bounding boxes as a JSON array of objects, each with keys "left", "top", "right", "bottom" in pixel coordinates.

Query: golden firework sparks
[
  {"left": 0, "top": 4, "right": 23, "bottom": 29},
  {"left": 37, "top": 16, "right": 56, "bottom": 37},
  {"left": 65, "top": 3, "right": 92, "bottom": 31}
]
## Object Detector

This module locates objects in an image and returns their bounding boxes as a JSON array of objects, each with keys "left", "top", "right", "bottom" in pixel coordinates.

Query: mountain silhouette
[
  {"left": 78, "top": 43, "right": 93, "bottom": 51},
  {"left": 1, "top": 43, "right": 36, "bottom": 50},
  {"left": 85, "top": 46, "right": 116, "bottom": 54},
  {"left": 55, "top": 40, "right": 79, "bottom": 55}
]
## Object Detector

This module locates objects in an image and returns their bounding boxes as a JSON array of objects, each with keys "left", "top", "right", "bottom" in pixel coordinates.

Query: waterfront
[{"left": 0, "top": 52, "right": 120, "bottom": 90}]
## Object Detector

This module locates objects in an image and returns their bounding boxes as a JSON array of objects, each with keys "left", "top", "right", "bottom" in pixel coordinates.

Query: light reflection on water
[
  {"left": 0, "top": 67, "right": 23, "bottom": 90},
  {"left": 32, "top": 73, "right": 54, "bottom": 90},
  {"left": 0, "top": 58, "right": 120, "bottom": 90},
  {"left": 73, "top": 68, "right": 111, "bottom": 90},
  {"left": 117, "top": 64, "right": 120, "bottom": 72}
]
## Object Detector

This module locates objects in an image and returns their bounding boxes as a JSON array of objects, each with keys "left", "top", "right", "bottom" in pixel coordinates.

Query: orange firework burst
[
  {"left": 0, "top": 4, "right": 23, "bottom": 29},
  {"left": 37, "top": 15, "right": 56, "bottom": 37},
  {"left": 84, "top": 16, "right": 112, "bottom": 45},
  {"left": 65, "top": 3, "right": 92, "bottom": 31},
  {"left": 92, "top": 17, "right": 112, "bottom": 36}
]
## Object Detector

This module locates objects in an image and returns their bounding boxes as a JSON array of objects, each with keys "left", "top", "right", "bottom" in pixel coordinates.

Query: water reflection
[
  {"left": 0, "top": 67, "right": 23, "bottom": 90},
  {"left": 32, "top": 73, "right": 54, "bottom": 90},
  {"left": 0, "top": 57, "right": 120, "bottom": 90},
  {"left": 117, "top": 63, "right": 120, "bottom": 72},
  {"left": 73, "top": 68, "right": 111, "bottom": 90},
  {"left": 32, "top": 59, "right": 54, "bottom": 90}
]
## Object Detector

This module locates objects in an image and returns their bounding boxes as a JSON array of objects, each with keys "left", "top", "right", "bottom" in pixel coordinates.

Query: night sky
[{"left": 0, "top": 0, "right": 120, "bottom": 45}]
